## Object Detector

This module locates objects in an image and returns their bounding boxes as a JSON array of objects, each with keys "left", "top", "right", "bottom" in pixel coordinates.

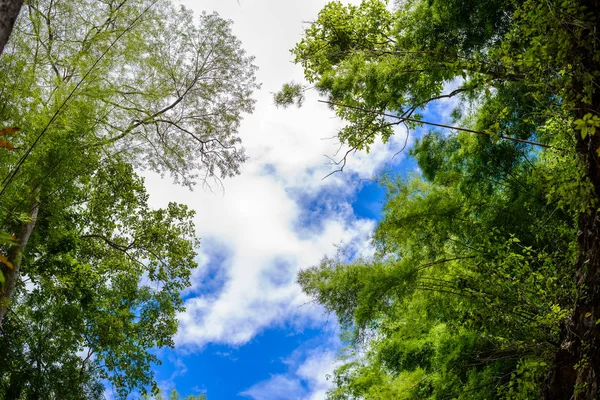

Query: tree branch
[{"left": 319, "top": 99, "right": 561, "bottom": 150}]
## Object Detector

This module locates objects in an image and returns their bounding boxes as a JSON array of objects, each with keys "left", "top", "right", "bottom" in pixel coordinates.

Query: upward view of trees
[
  {"left": 0, "top": 0, "right": 257, "bottom": 397},
  {"left": 1, "top": 0, "right": 599, "bottom": 398},
  {"left": 278, "top": 0, "right": 600, "bottom": 398}
]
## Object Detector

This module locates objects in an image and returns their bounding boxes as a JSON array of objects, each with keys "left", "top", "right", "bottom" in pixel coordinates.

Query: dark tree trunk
[
  {"left": 544, "top": 190, "right": 600, "bottom": 399},
  {"left": 543, "top": 1, "right": 600, "bottom": 397},
  {"left": 0, "top": 194, "right": 39, "bottom": 327},
  {"left": 0, "top": 0, "right": 24, "bottom": 56}
]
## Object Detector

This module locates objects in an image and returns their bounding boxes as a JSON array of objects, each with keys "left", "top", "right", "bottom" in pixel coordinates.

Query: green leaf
[{"left": 0, "top": 230, "right": 18, "bottom": 246}]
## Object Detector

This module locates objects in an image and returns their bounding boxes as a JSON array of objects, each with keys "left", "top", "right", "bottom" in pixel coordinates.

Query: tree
[
  {"left": 281, "top": 0, "right": 600, "bottom": 398},
  {"left": 0, "top": 0, "right": 257, "bottom": 321},
  {"left": 0, "top": 0, "right": 257, "bottom": 396},
  {"left": 0, "top": 161, "right": 199, "bottom": 398},
  {"left": 299, "top": 129, "right": 578, "bottom": 398},
  {"left": 143, "top": 388, "right": 207, "bottom": 400},
  {"left": 0, "top": 0, "right": 24, "bottom": 56}
]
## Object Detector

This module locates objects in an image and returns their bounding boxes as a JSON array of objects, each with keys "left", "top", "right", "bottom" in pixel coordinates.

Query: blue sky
[{"left": 101, "top": 1, "right": 459, "bottom": 399}]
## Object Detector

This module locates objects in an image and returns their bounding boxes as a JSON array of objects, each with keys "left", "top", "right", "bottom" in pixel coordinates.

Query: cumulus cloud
[
  {"left": 144, "top": 97, "right": 409, "bottom": 348},
  {"left": 140, "top": 0, "right": 413, "bottom": 350},
  {"left": 103, "top": 1, "right": 462, "bottom": 399},
  {"left": 240, "top": 345, "right": 339, "bottom": 400},
  {"left": 241, "top": 375, "right": 306, "bottom": 400}
]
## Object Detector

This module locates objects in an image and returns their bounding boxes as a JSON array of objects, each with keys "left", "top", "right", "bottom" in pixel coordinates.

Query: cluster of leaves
[
  {"left": 288, "top": 0, "right": 599, "bottom": 398},
  {"left": 0, "top": 0, "right": 258, "bottom": 397},
  {"left": 142, "top": 389, "right": 207, "bottom": 400},
  {"left": 0, "top": 161, "right": 199, "bottom": 398},
  {"left": 300, "top": 126, "right": 579, "bottom": 398}
]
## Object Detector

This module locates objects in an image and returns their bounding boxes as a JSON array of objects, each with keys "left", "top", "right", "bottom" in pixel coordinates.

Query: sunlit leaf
[{"left": 0, "top": 230, "right": 18, "bottom": 245}]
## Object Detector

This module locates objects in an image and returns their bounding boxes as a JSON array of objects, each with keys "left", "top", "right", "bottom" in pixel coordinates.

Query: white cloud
[
  {"left": 103, "top": 383, "right": 117, "bottom": 400},
  {"left": 296, "top": 350, "right": 338, "bottom": 400},
  {"left": 170, "top": 192, "right": 375, "bottom": 347},
  {"left": 154, "top": 355, "right": 189, "bottom": 396},
  {"left": 240, "top": 345, "right": 339, "bottom": 400},
  {"left": 144, "top": 119, "right": 403, "bottom": 347},
  {"left": 134, "top": 0, "right": 466, "bottom": 398},
  {"left": 139, "top": 0, "right": 413, "bottom": 350},
  {"left": 136, "top": 0, "right": 462, "bottom": 397},
  {"left": 241, "top": 375, "right": 306, "bottom": 400}
]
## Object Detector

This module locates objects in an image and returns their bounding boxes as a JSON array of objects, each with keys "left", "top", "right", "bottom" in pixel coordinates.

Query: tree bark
[
  {"left": 543, "top": 183, "right": 600, "bottom": 399},
  {"left": 0, "top": 192, "right": 39, "bottom": 328},
  {"left": 0, "top": 0, "right": 24, "bottom": 56},
  {"left": 543, "top": 2, "right": 600, "bottom": 397}
]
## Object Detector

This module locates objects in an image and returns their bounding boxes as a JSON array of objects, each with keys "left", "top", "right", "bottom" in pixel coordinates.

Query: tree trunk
[
  {"left": 0, "top": 0, "right": 24, "bottom": 56},
  {"left": 544, "top": 207, "right": 600, "bottom": 399},
  {"left": 0, "top": 192, "right": 39, "bottom": 327},
  {"left": 543, "top": 1, "right": 600, "bottom": 395}
]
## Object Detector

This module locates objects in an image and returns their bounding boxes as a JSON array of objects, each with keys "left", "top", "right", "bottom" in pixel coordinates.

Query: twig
[{"left": 319, "top": 100, "right": 562, "bottom": 150}]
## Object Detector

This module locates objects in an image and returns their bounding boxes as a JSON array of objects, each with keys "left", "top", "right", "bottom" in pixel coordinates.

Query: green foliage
[
  {"left": 283, "top": 0, "right": 597, "bottom": 153},
  {"left": 273, "top": 82, "right": 305, "bottom": 108},
  {"left": 0, "top": 0, "right": 257, "bottom": 397},
  {"left": 574, "top": 113, "right": 600, "bottom": 139},
  {"left": 300, "top": 130, "right": 578, "bottom": 398},
  {"left": 0, "top": 160, "right": 199, "bottom": 398},
  {"left": 142, "top": 388, "right": 207, "bottom": 400},
  {"left": 289, "top": 0, "right": 599, "bottom": 397},
  {"left": 1, "top": 0, "right": 258, "bottom": 188}
]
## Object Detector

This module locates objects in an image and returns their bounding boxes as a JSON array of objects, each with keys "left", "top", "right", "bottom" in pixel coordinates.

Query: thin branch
[
  {"left": 416, "top": 256, "right": 477, "bottom": 272},
  {"left": 0, "top": 0, "right": 160, "bottom": 199},
  {"left": 81, "top": 234, "right": 135, "bottom": 252},
  {"left": 319, "top": 100, "right": 562, "bottom": 150}
]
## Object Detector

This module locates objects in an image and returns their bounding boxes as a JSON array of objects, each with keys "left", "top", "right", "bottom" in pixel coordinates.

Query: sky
[{"left": 106, "top": 1, "right": 449, "bottom": 398}]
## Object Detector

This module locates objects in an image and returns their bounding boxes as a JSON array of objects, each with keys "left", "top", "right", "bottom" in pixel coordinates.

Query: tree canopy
[
  {"left": 0, "top": 0, "right": 257, "bottom": 397},
  {"left": 280, "top": 0, "right": 600, "bottom": 398}
]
